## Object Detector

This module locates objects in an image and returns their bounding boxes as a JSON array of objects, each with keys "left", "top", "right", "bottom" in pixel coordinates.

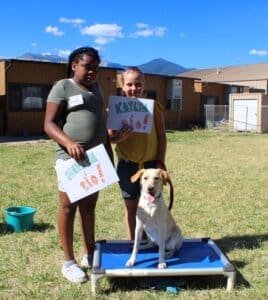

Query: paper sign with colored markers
[
  {"left": 55, "top": 144, "right": 119, "bottom": 203},
  {"left": 106, "top": 96, "right": 154, "bottom": 133}
]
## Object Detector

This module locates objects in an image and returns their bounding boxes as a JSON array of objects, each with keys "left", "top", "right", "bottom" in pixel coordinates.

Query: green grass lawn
[{"left": 0, "top": 130, "right": 267, "bottom": 299}]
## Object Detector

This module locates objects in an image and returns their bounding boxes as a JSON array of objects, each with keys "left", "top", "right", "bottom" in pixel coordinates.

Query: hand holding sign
[
  {"left": 106, "top": 96, "right": 154, "bottom": 133},
  {"left": 55, "top": 144, "right": 119, "bottom": 203}
]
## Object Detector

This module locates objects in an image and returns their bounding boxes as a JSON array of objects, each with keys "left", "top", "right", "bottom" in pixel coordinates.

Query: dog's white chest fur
[
  {"left": 137, "top": 198, "right": 166, "bottom": 245},
  {"left": 126, "top": 168, "right": 183, "bottom": 269},
  {"left": 137, "top": 193, "right": 180, "bottom": 248},
  {"left": 137, "top": 195, "right": 166, "bottom": 243}
]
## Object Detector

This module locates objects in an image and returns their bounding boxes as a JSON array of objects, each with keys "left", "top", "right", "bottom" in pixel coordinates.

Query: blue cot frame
[{"left": 91, "top": 238, "right": 236, "bottom": 293}]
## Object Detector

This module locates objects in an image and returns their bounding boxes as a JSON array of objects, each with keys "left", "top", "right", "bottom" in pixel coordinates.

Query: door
[{"left": 233, "top": 99, "right": 257, "bottom": 131}]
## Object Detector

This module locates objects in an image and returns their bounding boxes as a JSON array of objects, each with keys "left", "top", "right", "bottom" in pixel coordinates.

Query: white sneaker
[
  {"left": 61, "top": 262, "right": 87, "bottom": 283},
  {"left": 81, "top": 254, "right": 93, "bottom": 269}
]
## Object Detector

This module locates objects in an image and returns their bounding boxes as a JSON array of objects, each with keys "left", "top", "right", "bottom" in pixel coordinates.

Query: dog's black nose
[{"left": 148, "top": 186, "right": 154, "bottom": 193}]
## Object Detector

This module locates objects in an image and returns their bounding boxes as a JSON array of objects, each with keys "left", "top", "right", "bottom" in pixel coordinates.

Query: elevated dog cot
[{"left": 91, "top": 238, "right": 236, "bottom": 293}]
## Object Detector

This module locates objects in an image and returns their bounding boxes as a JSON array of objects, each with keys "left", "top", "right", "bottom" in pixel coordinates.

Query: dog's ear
[
  {"left": 160, "top": 169, "right": 170, "bottom": 185},
  {"left": 131, "top": 169, "right": 145, "bottom": 183}
]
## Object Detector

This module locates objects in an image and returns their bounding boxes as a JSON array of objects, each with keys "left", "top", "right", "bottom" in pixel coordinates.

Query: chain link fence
[
  {"left": 204, "top": 105, "right": 229, "bottom": 131},
  {"left": 205, "top": 104, "right": 268, "bottom": 132}
]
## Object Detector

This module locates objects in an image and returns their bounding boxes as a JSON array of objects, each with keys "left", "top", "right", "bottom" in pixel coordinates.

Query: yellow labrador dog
[{"left": 125, "top": 168, "right": 183, "bottom": 269}]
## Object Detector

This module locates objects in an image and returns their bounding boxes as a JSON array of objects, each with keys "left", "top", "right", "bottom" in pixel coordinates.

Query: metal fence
[
  {"left": 205, "top": 104, "right": 268, "bottom": 132},
  {"left": 204, "top": 105, "right": 229, "bottom": 131}
]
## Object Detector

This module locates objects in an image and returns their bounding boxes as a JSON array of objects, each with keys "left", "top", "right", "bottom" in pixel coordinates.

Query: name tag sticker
[{"left": 68, "top": 94, "right": 84, "bottom": 108}]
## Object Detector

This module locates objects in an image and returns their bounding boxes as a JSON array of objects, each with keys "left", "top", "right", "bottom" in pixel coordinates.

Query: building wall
[
  {"left": 179, "top": 78, "right": 201, "bottom": 128},
  {"left": 6, "top": 60, "right": 67, "bottom": 84},
  {"left": 0, "top": 62, "right": 7, "bottom": 134},
  {"left": 115, "top": 72, "right": 199, "bottom": 130},
  {"left": 229, "top": 93, "right": 268, "bottom": 133},
  {"left": 261, "top": 94, "right": 268, "bottom": 132},
  {"left": 222, "top": 80, "right": 267, "bottom": 93},
  {"left": 4, "top": 60, "right": 66, "bottom": 136},
  {"left": 1, "top": 59, "right": 203, "bottom": 135},
  {"left": 98, "top": 67, "right": 121, "bottom": 117},
  {"left": 2, "top": 60, "right": 119, "bottom": 136},
  {"left": 147, "top": 75, "right": 184, "bottom": 129},
  {"left": 0, "top": 61, "right": 6, "bottom": 95},
  {"left": 143, "top": 74, "right": 167, "bottom": 106},
  {"left": 7, "top": 112, "right": 45, "bottom": 136},
  {"left": 201, "top": 82, "right": 227, "bottom": 105},
  {"left": 0, "top": 97, "right": 4, "bottom": 135}
]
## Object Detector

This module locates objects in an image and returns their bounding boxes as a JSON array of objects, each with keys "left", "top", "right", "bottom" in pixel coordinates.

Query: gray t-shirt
[{"left": 47, "top": 79, "right": 107, "bottom": 160}]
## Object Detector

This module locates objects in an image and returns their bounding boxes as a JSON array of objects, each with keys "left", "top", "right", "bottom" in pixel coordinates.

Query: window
[
  {"left": 204, "top": 96, "right": 219, "bottom": 105},
  {"left": 8, "top": 83, "right": 52, "bottom": 112},
  {"left": 22, "top": 97, "right": 43, "bottom": 110},
  {"left": 167, "top": 98, "right": 181, "bottom": 111},
  {"left": 166, "top": 79, "right": 182, "bottom": 111}
]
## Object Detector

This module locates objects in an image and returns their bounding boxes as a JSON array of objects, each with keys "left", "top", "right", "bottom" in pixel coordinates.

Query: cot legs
[
  {"left": 226, "top": 271, "right": 236, "bottom": 291},
  {"left": 91, "top": 274, "right": 103, "bottom": 294}
]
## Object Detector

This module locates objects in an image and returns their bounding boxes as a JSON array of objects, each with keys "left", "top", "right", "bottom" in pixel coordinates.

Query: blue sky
[{"left": 1, "top": 0, "right": 268, "bottom": 69}]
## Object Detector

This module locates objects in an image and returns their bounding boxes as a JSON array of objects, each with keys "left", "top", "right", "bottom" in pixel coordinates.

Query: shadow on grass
[
  {"left": 214, "top": 233, "right": 268, "bottom": 289},
  {"left": 32, "top": 222, "right": 55, "bottom": 232},
  {"left": 101, "top": 275, "right": 231, "bottom": 294},
  {"left": 0, "top": 222, "right": 54, "bottom": 235},
  {"left": 215, "top": 234, "right": 268, "bottom": 252}
]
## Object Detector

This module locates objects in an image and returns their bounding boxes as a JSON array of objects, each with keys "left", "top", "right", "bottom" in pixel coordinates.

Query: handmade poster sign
[
  {"left": 106, "top": 96, "right": 154, "bottom": 133},
  {"left": 55, "top": 144, "right": 119, "bottom": 203}
]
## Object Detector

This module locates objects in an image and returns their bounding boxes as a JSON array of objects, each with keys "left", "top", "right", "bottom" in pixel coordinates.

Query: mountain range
[{"left": 17, "top": 53, "right": 194, "bottom": 76}]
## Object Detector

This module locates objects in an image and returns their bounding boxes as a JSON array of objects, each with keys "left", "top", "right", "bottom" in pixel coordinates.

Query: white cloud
[
  {"left": 45, "top": 26, "right": 64, "bottom": 36},
  {"left": 100, "top": 59, "right": 109, "bottom": 67},
  {"left": 136, "top": 23, "right": 149, "bottom": 29},
  {"left": 154, "top": 27, "right": 167, "bottom": 36},
  {"left": 95, "top": 36, "right": 114, "bottom": 45},
  {"left": 59, "top": 17, "right": 85, "bottom": 25},
  {"left": 58, "top": 50, "right": 71, "bottom": 58},
  {"left": 80, "top": 23, "right": 123, "bottom": 45},
  {"left": 249, "top": 49, "right": 268, "bottom": 56},
  {"left": 179, "top": 32, "right": 186, "bottom": 38},
  {"left": 135, "top": 29, "right": 154, "bottom": 37},
  {"left": 31, "top": 42, "right": 37, "bottom": 47},
  {"left": 132, "top": 24, "right": 167, "bottom": 38}
]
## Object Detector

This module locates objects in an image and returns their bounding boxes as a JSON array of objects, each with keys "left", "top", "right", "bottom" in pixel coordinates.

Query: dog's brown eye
[
  {"left": 154, "top": 176, "right": 159, "bottom": 180},
  {"left": 143, "top": 176, "right": 148, "bottom": 180}
]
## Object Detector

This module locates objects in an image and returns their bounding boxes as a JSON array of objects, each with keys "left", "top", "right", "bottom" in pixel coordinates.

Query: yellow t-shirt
[{"left": 115, "top": 101, "right": 163, "bottom": 164}]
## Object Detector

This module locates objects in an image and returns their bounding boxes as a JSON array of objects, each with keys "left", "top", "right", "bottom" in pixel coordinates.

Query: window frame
[{"left": 8, "top": 83, "right": 52, "bottom": 112}]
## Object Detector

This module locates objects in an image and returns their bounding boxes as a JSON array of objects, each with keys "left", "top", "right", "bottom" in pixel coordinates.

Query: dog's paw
[
  {"left": 158, "top": 262, "right": 167, "bottom": 269},
  {"left": 125, "top": 259, "right": 135, "bottom": 267}
]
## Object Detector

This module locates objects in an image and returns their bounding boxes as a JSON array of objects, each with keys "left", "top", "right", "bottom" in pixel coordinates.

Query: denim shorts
[{"left": 117, "top": 159, "right": 158, "bottom": 200}]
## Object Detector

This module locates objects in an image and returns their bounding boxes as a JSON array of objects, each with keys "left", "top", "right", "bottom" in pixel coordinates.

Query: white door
[{"left": 233, "top": 100, "right": 257, "bottom": 131}]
